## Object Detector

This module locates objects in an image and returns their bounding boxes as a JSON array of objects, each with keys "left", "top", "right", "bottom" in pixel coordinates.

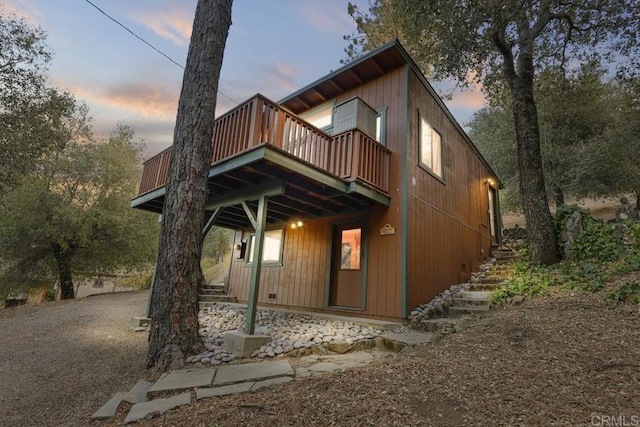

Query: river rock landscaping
[{"left": 189, "top": 305, "right": 386, "bottom": 364}]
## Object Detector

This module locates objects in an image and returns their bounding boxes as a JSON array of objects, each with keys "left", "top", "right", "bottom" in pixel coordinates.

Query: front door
[{"left": 329, "top": 223, "right": 366, "bottom": 308}]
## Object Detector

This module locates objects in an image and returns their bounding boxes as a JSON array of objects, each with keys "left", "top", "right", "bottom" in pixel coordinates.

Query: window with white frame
[
  {"left": 246, "top": 228, "right": 284, "bottom": 264},
  {"left": 376, "top": 106, "right": 387, "bottom": 145},
  {"left": 419, "top": 115, "right": 443, "bottom": 179},
  {"left": 300, "top": 101, "right": 333, "bottom": 131}
]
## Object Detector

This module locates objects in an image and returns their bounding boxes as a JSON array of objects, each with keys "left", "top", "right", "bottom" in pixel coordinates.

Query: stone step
[
  {"left": 467, "top": 282, "right": 507, "bottom": 292},
  {"left": 415, "top": 317, "right": 462, "bottom": 333},
  {"left": 201, "top": 288, "right": 226, "bottom": 295},
  {"left": 492, "top": 257, "right": 519, "bottom": 263},
  {"left": 448, "top": 305, "right": 491, "bottom": 317},
  {"left": 202, "top": 283, "right": 226, "bottom": 290},
  {"left": 478, "top": 276, "right": 506, "bottom": 284},
  {"left": 486, "top": 267, "right": 513, "bottom": 274},
  {"left": 460, "top": 290, "right": 493, "bottom": 301},
  {"left": 451, "top": 297, "right": 492, "bottom": 307},
  {"left": 492, "top": 250, "right": 520, "bottom": 259},
  {"left": 199, "top": 295, "right": 237, "bottom": 303}
]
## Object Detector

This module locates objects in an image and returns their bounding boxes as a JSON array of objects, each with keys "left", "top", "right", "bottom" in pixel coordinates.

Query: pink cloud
[
  {"left": 2, "top": 0, "right": 41, "bottom": 24},
  {"left": 446, "top": 87, "right": 487, "bottom": 109},
  {"left": 67, "top": 82, "right": 179, "bottom": 121},
  {"left": 134, "top": 9, "right": 193, "bottom": 46}
]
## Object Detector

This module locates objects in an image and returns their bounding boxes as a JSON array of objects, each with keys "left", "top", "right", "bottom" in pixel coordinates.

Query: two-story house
[{"left": 131, "top": 40, "right": 502, "bottom": 325}]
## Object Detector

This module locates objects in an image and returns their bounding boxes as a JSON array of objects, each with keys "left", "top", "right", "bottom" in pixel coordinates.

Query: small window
[
  {"left": 300, "top": 101, "right": 333, "bottom": 131},
  {"left": 419, "top": 115, "right": 443, "bottom": 179},
  {"left": 340, "top": 228, "right": 361, "bottom": 270},
  {"left": 246, "top": 228, "right": 284, "bottom": 265},
  {"left": 376, "top": 106, "right": 387, "bottom": 145}
]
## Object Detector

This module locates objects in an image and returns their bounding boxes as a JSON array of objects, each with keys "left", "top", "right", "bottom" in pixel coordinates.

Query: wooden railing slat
[{"left": 137, "top": 95, "right": 390, "bottom": 197}]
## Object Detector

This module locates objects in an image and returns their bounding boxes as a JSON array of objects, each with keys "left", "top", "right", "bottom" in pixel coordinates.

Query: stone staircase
[
  {"left": 414, "top": 247, "right": 521, "bottom": 334},
  {"left": 199, "top": 283, "right": 237, "bottom": 309},
  {"left": 447, "top": 247, "right": 521, "bottom": 317}
]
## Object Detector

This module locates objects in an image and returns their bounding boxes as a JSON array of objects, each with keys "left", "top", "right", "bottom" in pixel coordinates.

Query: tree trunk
[
  {"left": 146, "top": 0, "right": 233, "bottom": 379},
  {"left": 52, "top": 243, "right": 74, "bottom": 299},
  {"left": 510, "top": 76, "right": 559, "bottom": 265}
]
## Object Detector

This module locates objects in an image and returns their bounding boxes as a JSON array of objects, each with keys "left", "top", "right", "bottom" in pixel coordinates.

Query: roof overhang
[
  {"left": 280, "top": 39, "right": 503, "bottom": 188},
  {"left": 279, "top": 40, "right": 407, "bottom": 114}
]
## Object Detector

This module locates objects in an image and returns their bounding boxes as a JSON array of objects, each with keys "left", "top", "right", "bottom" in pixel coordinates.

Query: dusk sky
[{"left": 4, "top": 0, "right": 485, "bottom": 157}]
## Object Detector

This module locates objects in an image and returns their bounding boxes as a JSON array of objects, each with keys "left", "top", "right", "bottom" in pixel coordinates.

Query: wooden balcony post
[
  {"left": 247, "top": 96, "right": 261, "bottom": 148},
  {"left": 274, "top": 106, "right": 286, "bottom": 150},
  {"left": 350, "top": 131, "right": 361, "bottom": 181}
]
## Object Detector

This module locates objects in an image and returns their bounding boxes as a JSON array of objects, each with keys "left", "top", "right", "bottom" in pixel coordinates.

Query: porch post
[{"left": 244, "top": 195, "right": 267, "bottom": 335}]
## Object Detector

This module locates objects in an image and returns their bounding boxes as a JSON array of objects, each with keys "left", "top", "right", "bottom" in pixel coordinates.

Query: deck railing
[{"left": 137, "top": 94, "right": 390, "bottom": 196}]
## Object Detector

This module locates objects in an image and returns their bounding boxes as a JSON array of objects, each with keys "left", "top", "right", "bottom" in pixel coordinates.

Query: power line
[{"left": 82, "top": 0, "right": 239, "bottom": 105}]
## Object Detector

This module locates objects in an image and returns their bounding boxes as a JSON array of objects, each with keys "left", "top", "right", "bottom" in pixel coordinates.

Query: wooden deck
[{"left": 137, "top": 94, "right": 390, "bottom": 197}]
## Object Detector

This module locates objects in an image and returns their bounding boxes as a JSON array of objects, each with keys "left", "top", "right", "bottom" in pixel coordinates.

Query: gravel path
[{"left": 0, "top": 291, "right": 149, "bottom": 427}]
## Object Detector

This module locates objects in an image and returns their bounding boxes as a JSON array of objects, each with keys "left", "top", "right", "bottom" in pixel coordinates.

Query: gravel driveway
[{"left": 0, "top": 291, "right": 149, "bottom": 427}]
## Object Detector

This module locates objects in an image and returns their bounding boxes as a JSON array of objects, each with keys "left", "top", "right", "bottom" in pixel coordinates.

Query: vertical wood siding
[
  {"left": 227, "top": 65, "right": 497, "bottom": 320},
  {"left": 405, "top": 70, "right": 495, "bottom": 310},
  {"left": 228, "top": 67, "right": 407, "bottom": 321}
]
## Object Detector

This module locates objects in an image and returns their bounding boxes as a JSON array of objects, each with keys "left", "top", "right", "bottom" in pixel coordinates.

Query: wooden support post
[
  {"left": 202, "top": 207, "right": 221, "bottom": 238},
  {"left": 244, "top": 195, "right": 267, "bottom": 335}
]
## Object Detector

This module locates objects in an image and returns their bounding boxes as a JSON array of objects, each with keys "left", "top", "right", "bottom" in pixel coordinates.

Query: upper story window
[
  {"left": 376, "top": 106, "right": 387, "bottom": 145},
  {"left": 300, "top": 101, "right": 333, "bottom": 132},
  {"left": 419, "top": 115, "right": 443, "bottom": 179}
]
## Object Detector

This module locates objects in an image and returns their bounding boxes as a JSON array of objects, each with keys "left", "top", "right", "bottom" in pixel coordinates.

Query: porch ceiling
[{"left": 131, "top": 145, "right": 390, "bottom": 230}]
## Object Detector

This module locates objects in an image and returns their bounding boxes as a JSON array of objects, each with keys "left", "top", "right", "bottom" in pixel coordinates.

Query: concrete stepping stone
[
  {"left": 251, "top": 376, "right": 293, "bottom": 391},
  {"left": 91, "top": 379, "right": 153, "bottom": 420},
  {"left": 308, "top": 362, "right": 342, "bottom": 373},
  {"left": 384, "top": 332, "right": 433, "bottom": 346},
  {"left": 91, "top": 392, "right": 127, "bottom": 420},
  {"left": 214, "top": 359, "right": 293, "bottom": 386},
  {"left": 124, "top": 392, "right": 191, "bottom": 424},
  {"left": 196, "top": 382, "right": 254, "bottom": 399},
  {"left": 124, "top": 379, "right": 152, "bottom": 404},
  {"left": 148, "top": 368, "right": 216, "bottom": 397}
]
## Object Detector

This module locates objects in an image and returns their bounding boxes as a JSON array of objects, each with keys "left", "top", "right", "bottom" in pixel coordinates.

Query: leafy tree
[
  {"left": 203, "top": 227, "right": 233, "bottom": 264},
  {"left": 0, "top": 123, "right": 159, "bottom": 300},
  {"left": 0, "top": 6, "right": 82, "bottom": 195},
  {"left": 146, "top": 0, "right": 233, "bottom": 377},
  {"left": 345, "top": 0, "right": 639, "bottom": 264},
  {"left": 469, "top": 68, "right": 640, "bottom": 211}
]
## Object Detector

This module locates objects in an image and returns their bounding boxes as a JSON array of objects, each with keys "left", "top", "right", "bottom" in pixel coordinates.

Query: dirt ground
[
  {"left": 0, "top": 291, "right": 148, "bottom": 427},
  {"left": 1, "top": 285, "right": 639, "bottom": 426},
  {"left": 502, "top": 196, "right": 627, "bottom": 228}
]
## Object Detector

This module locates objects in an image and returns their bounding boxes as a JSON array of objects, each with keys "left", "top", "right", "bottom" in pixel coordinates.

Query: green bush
[
  {"left": 118, "top": 272, "right": 153, "bottom": 290},
  {"left": 493, "top": 261, "right": 556, "bottom": 303},
  {"left": 606, "top": 281, "right": 640, "bottom": 303}
]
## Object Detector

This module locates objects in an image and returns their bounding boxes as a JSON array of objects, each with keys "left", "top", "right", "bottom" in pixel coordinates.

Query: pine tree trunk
[
  {"left": 146, "top": 0, "right": 233, "bottom": 379},
  {"left": 510, "top": 74, "right": 559, "bottom": 265},
  {"left": 52, "top": 243, "right": 74, "bottom": 299}
]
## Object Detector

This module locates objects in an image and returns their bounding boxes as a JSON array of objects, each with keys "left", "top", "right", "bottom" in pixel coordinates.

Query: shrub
[{"left": 606, "top": 281, "right": 640, "bottom": 303}]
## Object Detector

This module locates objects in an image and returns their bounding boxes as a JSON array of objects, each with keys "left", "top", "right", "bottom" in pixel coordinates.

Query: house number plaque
[{"left": 379, "top": 224, "right": 396, "bottom": 236}]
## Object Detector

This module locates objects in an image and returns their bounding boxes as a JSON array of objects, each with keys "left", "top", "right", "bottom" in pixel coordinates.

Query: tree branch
[{"left": 492, "top": 25, "right": 517, "bottom": 84}]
